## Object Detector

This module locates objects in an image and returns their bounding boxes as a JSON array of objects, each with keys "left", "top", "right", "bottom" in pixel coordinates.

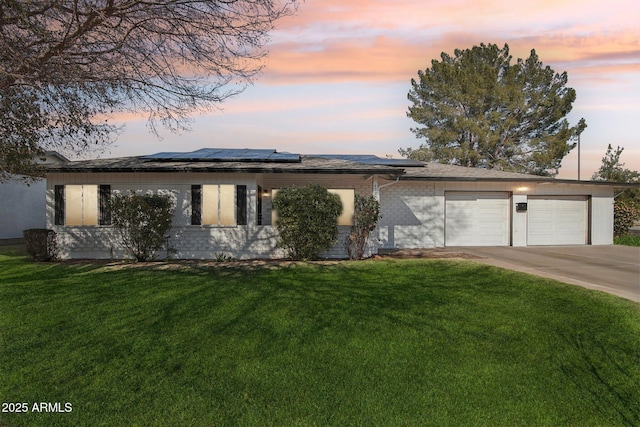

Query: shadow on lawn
[
  {"left": 557, "top": 332, "right": 640, "bottom": 427},
  {"left": 89, "top": 259, "right": 465, "bottom": 337},
  {"left": 3, "top": 254, "right": 639, "bottom": 426}
]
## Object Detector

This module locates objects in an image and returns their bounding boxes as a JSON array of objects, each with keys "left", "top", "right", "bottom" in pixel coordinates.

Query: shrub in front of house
[
  {"left": 272, "top": 184, "right": 343, "bottom": 260},
  {"left": 345, "top": 194, "right": 381, "bottom": 260},
  {"left": 109, "top": 192, "right": 175, "bottom": 262},
  {"left": 23, "top": 228, "right": 58, "bottom": 262},
  {"left": 614, "top": 200, "right": 640, "bottom": 237}
]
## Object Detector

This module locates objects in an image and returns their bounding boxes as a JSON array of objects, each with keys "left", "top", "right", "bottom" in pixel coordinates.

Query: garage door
[
  {"left": 528, "top": 196, "right": 588, "bottom": 245},
  {"left": 445, "top": 192, "right": 510, "bottom": 246}
]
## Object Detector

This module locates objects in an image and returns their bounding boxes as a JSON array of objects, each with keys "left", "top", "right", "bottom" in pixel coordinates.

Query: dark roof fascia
[
  {"left": 45, "top": 164, "right": 403, "bottom": 176},
  {"left": 46, "top": 168, "right": 400, "bottom": 175},
  {"left": 262, "top": 168, "right": 403, "bottom": 175},
  {"left": 146, "top": 158, "right": 301, "bottom": 164}
]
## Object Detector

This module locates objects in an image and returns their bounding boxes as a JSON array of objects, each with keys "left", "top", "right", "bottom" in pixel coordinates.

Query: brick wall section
[
  {"left": 48, "top": 171, "right": 614, "bottom": 257},
  {"left": 47, "top": 172, "right": 376, "bottom": 260},
  {"left": 377, "top": 181, "right": 442, "bottom": 248},
  {"left": 53, "top": 225, "right": 282, "bottom": 260}
]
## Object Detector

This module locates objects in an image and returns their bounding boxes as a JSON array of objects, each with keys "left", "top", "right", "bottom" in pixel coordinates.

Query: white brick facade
[
  {"left": 47, "top": 172, "right": 376, "bottom": 260},
  {"left": 45, "top": 159, "right": 617, "bottom": 260}
]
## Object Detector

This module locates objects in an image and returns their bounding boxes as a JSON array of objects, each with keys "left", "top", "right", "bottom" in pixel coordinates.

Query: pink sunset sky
[{"left": 107, "top": 0, "right": 640, "bottom": 179}]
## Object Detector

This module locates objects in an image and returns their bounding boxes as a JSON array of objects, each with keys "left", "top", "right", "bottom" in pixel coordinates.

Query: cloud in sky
[
  {"left": 107, "top": 0, "right": 640, "bottom": 179},
  {"left": 264, "top": 0, "right": 640, "bottom": 84}
]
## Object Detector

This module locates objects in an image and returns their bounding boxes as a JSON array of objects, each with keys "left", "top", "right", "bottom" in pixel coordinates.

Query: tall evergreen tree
[{"left": 402, "top": 43, "right": 586, "bottom": 176}]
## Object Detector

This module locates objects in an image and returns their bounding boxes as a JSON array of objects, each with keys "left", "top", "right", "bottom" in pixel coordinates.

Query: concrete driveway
[{"left": 451, "top": 246, "right": 640, "bottom": 303}]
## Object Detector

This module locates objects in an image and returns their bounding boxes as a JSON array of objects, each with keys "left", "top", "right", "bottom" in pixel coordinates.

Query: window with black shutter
[
  {"left": 54, "top": 185, "right": 65, "bottom": 225},
  {"left": 191, "top": 185, "right": 202, "bottom": 225},
  {"left": 256, "top": 185, "right": 263, "bottom": 225},
  {"left": 236, "top": 185, "right": 247, "bottom": 225},
  {"left": 99, "top": 185, "right": 111, "bottom": 225}
]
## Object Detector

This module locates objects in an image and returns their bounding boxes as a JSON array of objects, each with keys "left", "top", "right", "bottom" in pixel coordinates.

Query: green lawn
[
  {"left": 1, "top": 247, "right": 639, "bottom": 426},
  {"left": 615, "top": 235, "right": 640, "bottom": 246}
]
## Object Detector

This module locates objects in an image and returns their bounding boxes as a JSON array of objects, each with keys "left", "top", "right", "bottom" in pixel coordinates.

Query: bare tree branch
[{"left": 0, "top": 0, "right": 296, "bottom": 181}]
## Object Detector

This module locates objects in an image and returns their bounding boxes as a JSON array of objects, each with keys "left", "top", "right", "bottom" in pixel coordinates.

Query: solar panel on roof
[
  {"left": 206, "top": 149, "right": 276, "bottom": 160},
  {"left": 141, "top": 148, "right": 300, "bottom": 163},
  {"left": 312, "top": 154, "right": 424, "bottom": 167},
  {"left": 142, "top": 152, "right": 183, "bottom": 159},
  {"left": 270, "top": 152, "right": 301, "bottom": 162},
  {"left": 172, "top": 149, "right": 215, "bottom": 159}
]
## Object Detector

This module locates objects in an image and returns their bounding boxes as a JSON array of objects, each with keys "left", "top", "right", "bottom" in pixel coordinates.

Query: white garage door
[
  {"left": 528, "top": 196, "right": 588, "bottom": 245},
  {"left": 445, "top": 192, "right": 510, "bottom": 246}
]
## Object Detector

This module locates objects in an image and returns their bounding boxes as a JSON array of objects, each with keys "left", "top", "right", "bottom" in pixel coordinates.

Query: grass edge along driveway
[{"left": 1, "top": 250, "right": 639, "bottom": 426}]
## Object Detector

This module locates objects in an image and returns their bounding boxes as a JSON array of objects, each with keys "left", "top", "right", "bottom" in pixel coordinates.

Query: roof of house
[
  {"left": 402, "top": 162, "right": 552, "bottom": 181},
  {"left": 46, "top": 149, "right": 404, "bottom": 175},
  {"left": 45, "top": 148, "right": 638, "bottom": 187},
  {"left": 401, "top": 162, "right": 640, "bottom": 186}
]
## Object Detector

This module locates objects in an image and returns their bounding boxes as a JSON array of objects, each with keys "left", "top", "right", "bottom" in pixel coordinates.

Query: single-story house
[
  {"left": 1, "top": 151, "right": 69, "bottom": 241},
  {"left": 45, "top": 148, "right": 621, "bottom": 259}
]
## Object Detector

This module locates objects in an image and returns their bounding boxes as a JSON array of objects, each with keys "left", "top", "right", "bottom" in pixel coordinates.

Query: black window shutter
[
  {"left": 236, "top": 185, "right": 247, "bottom": 225},
  {"left": 99, "top": 185, "right": 111, "bottom": 225},
  {"left": 54, "top": 185, "right": 65, "bottom": 225},
  {"left": 256, "top": 185, "right": 263, "bottom": 225},
  {"left": 191, "top": 185, "right": 202, "bottom": 225}
]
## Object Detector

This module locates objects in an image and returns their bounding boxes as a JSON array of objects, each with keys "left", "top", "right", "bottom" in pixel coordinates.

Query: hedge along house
[{"left": 45, "top": 148, "right": 619, "bottom": 260}]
